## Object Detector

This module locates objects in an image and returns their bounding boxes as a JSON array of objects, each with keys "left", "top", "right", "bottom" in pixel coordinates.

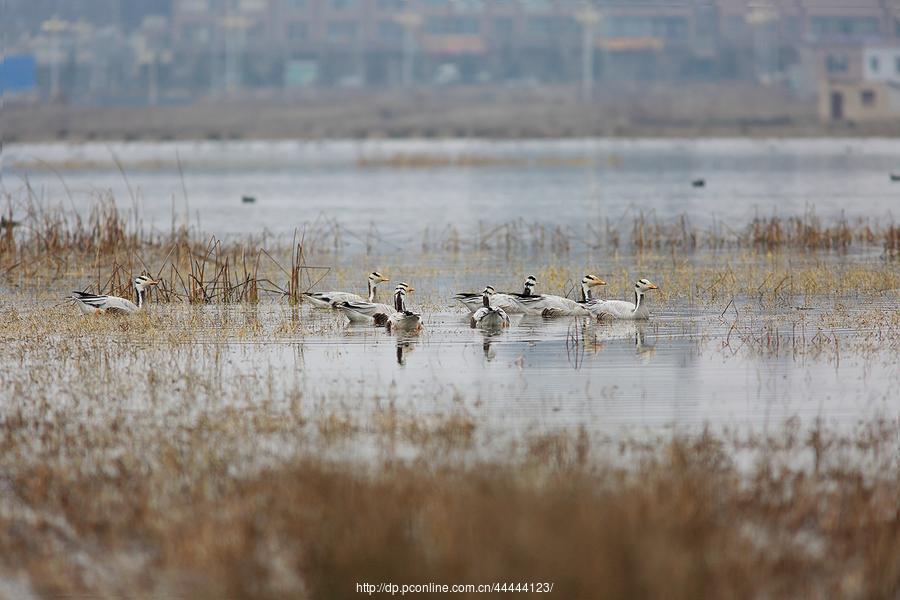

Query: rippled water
[
  {"left": 3, "top": 138, "right": 900, "bottom": 435},
  {"left": 5, "top": 138, "right": 900, "bottom": 250}
]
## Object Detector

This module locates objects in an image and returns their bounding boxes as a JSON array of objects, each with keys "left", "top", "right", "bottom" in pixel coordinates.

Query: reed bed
[
  {"left": 0, "top": 400, "right": 897, "bottom": 599},
  {"left": 4, "top": 195, "right": 900, "bottom": 280}
]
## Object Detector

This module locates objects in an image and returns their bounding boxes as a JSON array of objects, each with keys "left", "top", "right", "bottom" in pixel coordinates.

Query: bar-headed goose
[
  {"left": 589, "top": 278, "right": 658, "bottom": 320},
  {"left": 470, "top": 288, "right": 510, "bottom": 329},
  {"left": 373, "top": 283, "right": 423, "bottom": 334},
  {"left": 335, "top": 282, "right": 411, "bottom": 323},
  {"left": 71, "top": 275, "right": 159, "bottom": 315},
  {"left": 515, "top": 274, "right": 606, "bottom": 317},
  {"left": 454, "top": 275, "right": 537, "bottom": 314},
  {"left": 302, "top": 271, "right": 389, "bottom": 309}
]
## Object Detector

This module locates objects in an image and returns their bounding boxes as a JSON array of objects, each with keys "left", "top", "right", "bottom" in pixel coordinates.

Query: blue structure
[{"left": 1, "top": 54, "right": 37, "bottom": 93}]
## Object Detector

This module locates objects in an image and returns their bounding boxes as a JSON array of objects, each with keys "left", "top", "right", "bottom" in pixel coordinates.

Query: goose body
[
  {"left": 303, "top": 272, "right": 389, "bottom": 309},
  {"left": 374, "top": 283, "right": 422, "bottom": 334},
  {"left": 336, "top": 300, "right": 395, "bottom": 323},
  {"left": 513, "top": 275, "right": 606, "bottom": 317},
  {"left": 336, "top": 283, "right": 410, "bottom": 323},
  {"left": 589, "top": 279, "right": 658, "bottom": 320},
  {"left": 470, "top": 289, "right": 510, "bottom": 329},
  {"left": 71, "top": 275, "right": 159, "bottom": 315},
  {"left": 455, "top": 276, "right": 536, "bottom": 314}
]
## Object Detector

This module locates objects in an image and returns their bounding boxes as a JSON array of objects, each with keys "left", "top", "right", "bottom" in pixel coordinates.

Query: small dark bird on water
[
  {"left": 890, "top": 174, "right": 900, "bottom": 182},
  {"left": 242, "top": 195, "right": 256, "bottom": 204},
  {"left": 692, "top": 179, "right": 706, "bottom": 188}
]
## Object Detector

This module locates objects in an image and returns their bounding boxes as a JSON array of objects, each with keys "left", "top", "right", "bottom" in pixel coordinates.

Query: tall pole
[
  {"left": 222, "top": 16, "right": 250, "bottom": 95},
  {"left": 396, "top": 13, "right": 421, "bottom": 87},
  {"left": 576, "top": 8, "right": 600, "bottom": 103},
  {"left": 42, "top": 18, "right": 69, "bottom": 102},
  {"left": 746, "top": 5, "right": 776, "bottom": 83}
]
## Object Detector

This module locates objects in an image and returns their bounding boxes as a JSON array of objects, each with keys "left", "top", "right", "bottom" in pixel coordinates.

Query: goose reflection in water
[{"left": 395, "top": 338, "right": 418, "bottom": 366}]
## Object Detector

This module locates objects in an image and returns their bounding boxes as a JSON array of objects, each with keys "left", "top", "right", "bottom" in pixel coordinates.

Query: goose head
[
  {"left": 581, "top": 274, "right": 606, "bottom": 300},
  {"left": 522, "top": 275, "right": 539, "bottom": 296},
  {"left": 482, "top": 286, "right": 495, "bottom": 307},
  {"left": 367, "top": 271, "right": 390, "bottom": 300},
  {"left": 368, "top": 271, "right": 390, "bottom": 285},
  {"left": 635, "top": 278, "right": 658, "bottom": 293},
  {"left": 133, "top": 275, "right": 160, "bottom": 293}
]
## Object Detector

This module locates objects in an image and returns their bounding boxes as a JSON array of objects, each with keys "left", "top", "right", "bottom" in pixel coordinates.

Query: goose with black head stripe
[
  {"left": 589, "top": 278, "right": 658, "bottom": 320},
  {"left": 514, "top": 274, "right": 606, "bottom": 317},
  {"left": 302, "top": 271, "right": 389, "bottom": 309},
  {"left": 470, "top": 287, "right": 510, "bottom": 329},
  {"left": 454, "top": 275, "right": 537, "bottom": 314},
  {"left": 373, "top": 283, "right": 423, "bottom": 334},
  {"left": 71, "top": 275, "right": 159, "bottom": 315},
  {"left": 335, "top": 282, "right": 411, "bottom": 323}
]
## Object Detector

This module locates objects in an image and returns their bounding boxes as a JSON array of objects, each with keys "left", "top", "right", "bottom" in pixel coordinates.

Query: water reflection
[{"left": 395, "top": 337, "right": 418, "bottom": 366}]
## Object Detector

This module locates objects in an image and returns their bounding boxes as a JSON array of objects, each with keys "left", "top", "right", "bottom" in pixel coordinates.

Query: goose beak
[
  {"left": 379, "top": 275, "right": 390, "bottom": 283},
  {"left": 592, "top": 277, "right": 607, "bottom": 286},
  {"left": 647, "top": 283, "right": 658, "bottom": 290},
  {"left": 406, "top": 286, "right": 415, "bottom": 293},
  {"left": 148, "top": 279, "right": 160, "bottom": 286}
]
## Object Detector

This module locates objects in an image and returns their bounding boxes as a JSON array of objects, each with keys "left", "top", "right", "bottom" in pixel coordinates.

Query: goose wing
[
  {"left": 336, "top": 300, "right": 394, "bottom": 322},
  {"left": 517, "top": 294, "right": 586, "bottom": 317},
  {"left": 453, "top": 292, "right": 484, "bottom": 313},
  {"left": 589, "top": 300, "right": 639, "bottom": 320},
  {"left": 470, "top": 306, "right": 490, "bottom": 327},
  {"left": 302, "top": 291, "right": 363, "bottom": 308},
  {"left": 71, "top": 291, "right": 139, "bottom": 314},
  {"left": 490, "top": 293, "right": 525, "bottom": 314},
  {"left": 540, "top": 296, "right": 590, "bottom": 318},
  {"left": 387, "top": 310, "right": 422, "bottom": 334}
]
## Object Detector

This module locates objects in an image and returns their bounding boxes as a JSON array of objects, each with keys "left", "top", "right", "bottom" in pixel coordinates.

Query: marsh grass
[
  {"left": 4, "top": 195, "right": 900, "bottom": 598},
  {"left": 0, "top": 403, "right": 898, "bottom": 599}
]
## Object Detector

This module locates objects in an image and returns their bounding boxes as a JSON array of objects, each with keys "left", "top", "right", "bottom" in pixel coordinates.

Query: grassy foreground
[
  {"left": 0, "top": 411, "right": 898, "bottom": 599},
  {"left": 3, "top": 197, "right": 900, "bottom": 598}
]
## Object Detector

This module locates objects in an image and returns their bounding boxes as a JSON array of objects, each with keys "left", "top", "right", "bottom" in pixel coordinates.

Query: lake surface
[
  {"left": 4, "top": 138, "right": 900, "bottom": 251},
  {"left": 3, "top": 138, "right": 899, "bottom": 438}
]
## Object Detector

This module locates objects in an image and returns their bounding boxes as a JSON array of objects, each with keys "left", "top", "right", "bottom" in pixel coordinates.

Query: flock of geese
[{"left": 71, "top": 271, "right": 658, "bottom": 334}]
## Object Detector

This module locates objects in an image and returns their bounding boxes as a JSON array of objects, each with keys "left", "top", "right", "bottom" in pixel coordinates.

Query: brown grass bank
[{"left": 1, "top": 419, "right": 898, "bottom": 599}]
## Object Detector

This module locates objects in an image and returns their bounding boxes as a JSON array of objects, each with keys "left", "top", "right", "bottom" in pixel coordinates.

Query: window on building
[
  {"left": 184, "top": 24, "right": 211, "bottom": 43},
  {"left": 527, "top": 16, "right": 576, "bottom": 36},
  {"left": 870, "top": 56, "right": 880, "bottom": 72},
  {"left": 861, "top": 89, "right": 876, "bottom": 107},
  {"left": 328, "top": 0, "right": 356, "bottom": 10},
  {"left": 378, "top": 20, "right": 402, "bottom": 41},
  {"left": 288, "top": 22, "right": 307, "bottom": 39},
  {"left": 181, "top": 0, "right": 208, "bottom": 12},
  {"left": 493, "top": 17, "right": 513, "bottom": 38},
  {"left": 811, "top": 16, "right": 880, "bottom": 38},
  {"left": 826, "top": 54, "right": 848, "bottom": 74},
  {"left": 327, "top": 21, "right": 357, "bottom": 40},
  {"left": 424, "top": 16, "right": 479, "bottom": 35}
]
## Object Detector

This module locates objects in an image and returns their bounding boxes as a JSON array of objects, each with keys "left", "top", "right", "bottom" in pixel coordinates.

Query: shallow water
[
  {"left": 5, "top": 294, "right": 895, "bottom": 439},
  {"left": 3, "top": 138, "right": 900, "bottom": 437},
  {"left": 5, "top": 138, "right": 900, "bottom": 251}
]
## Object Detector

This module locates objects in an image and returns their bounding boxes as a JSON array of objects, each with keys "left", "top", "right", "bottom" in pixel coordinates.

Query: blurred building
[{"left": 5, "top": 0, "right": 900, "bottom": 110}]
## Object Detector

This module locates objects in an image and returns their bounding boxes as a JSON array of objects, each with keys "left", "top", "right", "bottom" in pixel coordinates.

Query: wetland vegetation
[{"left": 3, "top": 143, "right": 900, "bottom": 597}]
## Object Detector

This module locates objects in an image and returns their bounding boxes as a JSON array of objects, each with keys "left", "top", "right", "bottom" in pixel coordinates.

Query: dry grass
[
  {"left": 0, "top": 411, "right": 898, "bottom": 599},
  {"left": 4, "top": 195, "right": 900, "bottom": 597}
]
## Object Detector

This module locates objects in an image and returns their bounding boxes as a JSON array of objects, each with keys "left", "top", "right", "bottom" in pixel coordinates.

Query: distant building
[
  {"left": 8, "top": 0, "right": 900, "bottom": 104},
  {"left": 819, "top": 44, "right": 900, "bottom": 122}
]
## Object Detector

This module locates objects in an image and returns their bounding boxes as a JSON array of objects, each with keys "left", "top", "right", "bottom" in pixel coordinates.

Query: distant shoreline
[{"left": 5, "top": 85, "right": 900, "bottom": 143}]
